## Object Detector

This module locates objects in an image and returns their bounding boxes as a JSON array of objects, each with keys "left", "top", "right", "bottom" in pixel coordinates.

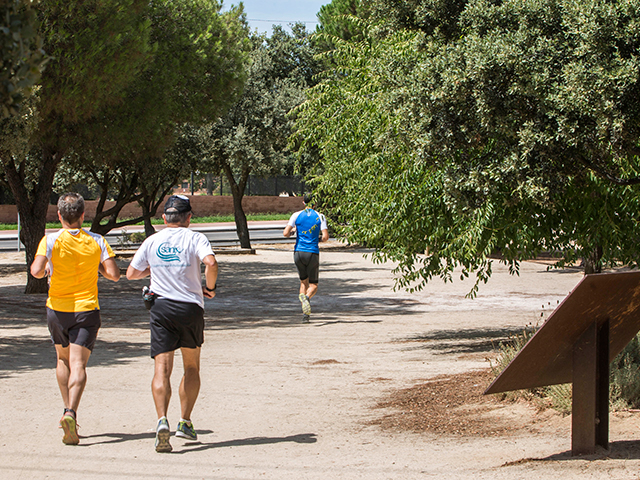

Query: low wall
[{"left": 0, "top": 195, "right": 305, "bottom": 223}]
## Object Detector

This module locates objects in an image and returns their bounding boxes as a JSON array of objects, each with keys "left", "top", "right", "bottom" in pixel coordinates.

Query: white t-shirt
[{"left": 130, "top": 227, "right": 214, "bottom": 308}]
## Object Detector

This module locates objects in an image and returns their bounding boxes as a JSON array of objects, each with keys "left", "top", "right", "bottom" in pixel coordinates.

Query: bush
[{"left": 130, "top": 232, "right": 146, "bottom": 243}]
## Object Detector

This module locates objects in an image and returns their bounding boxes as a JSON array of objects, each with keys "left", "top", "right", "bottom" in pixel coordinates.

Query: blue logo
[{"left": 157, "top": 243, "right": 183, "bottom": 262}]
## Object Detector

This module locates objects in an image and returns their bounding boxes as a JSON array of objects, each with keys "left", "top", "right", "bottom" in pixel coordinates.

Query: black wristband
[{"left": 205, "top": 284, "right": 216, "bottom": 292}]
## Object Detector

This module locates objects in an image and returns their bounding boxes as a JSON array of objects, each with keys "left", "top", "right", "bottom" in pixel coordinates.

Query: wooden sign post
[{"left": 485, "top": 271, "right": 640, "bottom": 455}]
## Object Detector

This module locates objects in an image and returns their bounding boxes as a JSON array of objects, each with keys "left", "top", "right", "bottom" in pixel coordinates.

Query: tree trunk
[
  {"left": 232, "top": 189, "right": 250, "bottom": 248},
  {"left": 90, "top": 172, "right": 143, "bottom": 235},
  {"left": 223, "top": 164, "right": 251, "bottom": 249},
  {"left": 2, "top": 146, "right": 61, "bottom": 293},
  {"left": 206, "top": 173, "right": 214, "bottom": 195},
  {"left": 583, "top": 245, "right": 603, "bottom": 274},
  {"left": 21, "top": 214, "right": 49, "bottom": 293}
]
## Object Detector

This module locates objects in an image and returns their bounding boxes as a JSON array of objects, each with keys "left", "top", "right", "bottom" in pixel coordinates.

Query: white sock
[{"left": 180, "top": 418, "right": 191, "bottom": 425}]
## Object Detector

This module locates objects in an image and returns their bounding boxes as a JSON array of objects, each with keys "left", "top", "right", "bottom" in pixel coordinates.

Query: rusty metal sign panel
[{"left": 485, "top": 270, "right": 640, "bottom": 395}]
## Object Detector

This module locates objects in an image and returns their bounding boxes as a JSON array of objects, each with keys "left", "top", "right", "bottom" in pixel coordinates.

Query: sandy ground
[{"left": 1, "top": 244, "right": 640, "bottom": 479}]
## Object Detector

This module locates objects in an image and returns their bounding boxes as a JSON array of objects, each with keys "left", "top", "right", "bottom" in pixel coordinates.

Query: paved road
[{"left": 0, "top": 221, "right": 292, "bottom": 251}]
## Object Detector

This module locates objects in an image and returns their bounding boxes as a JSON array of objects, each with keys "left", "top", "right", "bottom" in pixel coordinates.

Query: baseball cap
[{"left": 164, "top": 195, "right": 192, "bottom": 213}]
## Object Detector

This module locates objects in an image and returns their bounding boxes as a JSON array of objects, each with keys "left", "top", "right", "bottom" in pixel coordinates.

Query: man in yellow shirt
[{"left": 30, "top": 193, "right": 120, "bottom": 445}]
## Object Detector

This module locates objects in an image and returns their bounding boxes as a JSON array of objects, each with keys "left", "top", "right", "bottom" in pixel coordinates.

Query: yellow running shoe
[{"left": 60, "top": 414, "right": 79, "bottom": 445}]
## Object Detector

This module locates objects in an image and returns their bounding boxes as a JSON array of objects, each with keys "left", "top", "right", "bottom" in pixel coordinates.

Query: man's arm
[
  {"left": 30, "top": 255, "right": 48, "bottom": 279},
  {"left": 100, "top": 257, "right": 121, "bottom": 282},
  {"left": 202, "top": 254, "right": 218, "bottom": 299},
  {"left": 283, "top": 225, "right": 295, "bottom": 238},
  {"left": 320, "top": 229, "right": 329, "bottom": 242},
  {"left": 126, "top": 264, "right": 150, "bottom": 280}
]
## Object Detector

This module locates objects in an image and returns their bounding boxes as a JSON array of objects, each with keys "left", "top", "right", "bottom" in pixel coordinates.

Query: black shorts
[
  {"left": 149, "top": 297, "right": 204, "bottom": 358},
  {"left": 47, "top": 308, "right": 101, "bottom": 351},
  {"left": 294, "top": 251, "right": 320, "bottom": 284}
]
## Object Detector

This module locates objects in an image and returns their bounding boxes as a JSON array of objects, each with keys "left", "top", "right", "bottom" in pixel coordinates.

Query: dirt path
[{"left": 1, "top": 246, "right": 640, "bottom": 479}]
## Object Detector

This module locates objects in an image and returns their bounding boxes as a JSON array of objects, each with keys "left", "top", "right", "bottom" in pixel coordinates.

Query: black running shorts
[
  {"left": 47, "top": 308, "right": 101, "bottom": 351},
  {"left": 294, "top": 251, "right": 320, "bottom": 284},
  {"left": 149, "top": 297, "right": 204, "bottom": 358}
]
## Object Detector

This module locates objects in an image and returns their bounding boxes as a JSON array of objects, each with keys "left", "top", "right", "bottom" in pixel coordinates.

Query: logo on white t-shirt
[{"left": 157, "top": 243, "right": 183, "bottom": 262}]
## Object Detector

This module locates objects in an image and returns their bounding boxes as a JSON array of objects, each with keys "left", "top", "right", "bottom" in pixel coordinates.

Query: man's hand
[
  {"left": 203, "top": 254, "right": 218, "bottom": 299},
  {"left": 30, "top": 255, "right": 48, "bottom": 279},
  {"left": 100, "top": 258, "right": 121, "bottom": 282}
]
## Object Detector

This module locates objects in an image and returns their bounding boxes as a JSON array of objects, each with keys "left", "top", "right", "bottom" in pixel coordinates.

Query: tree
[
  {"left": 0, "top": 0, "right": 48, "bottom": 117},
  {"left": 1, "top": 0, "right": 152, "bottom": 293},
  {"left": 204, "top": 24, "right": 318, "bottom": 248},
  {"left": 315, "top": 0, "right": 369, "bottom": 48},
  {"left": 295, "top": 0, "right": 640, "bottom": 296},
  {"left": 58, "top": 0, "right": 248, "bottom": 238}
]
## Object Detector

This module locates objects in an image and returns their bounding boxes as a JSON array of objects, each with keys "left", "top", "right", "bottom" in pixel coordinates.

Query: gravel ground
[{"left": 1, "top": 245, "right": 640, "bottom": 479}]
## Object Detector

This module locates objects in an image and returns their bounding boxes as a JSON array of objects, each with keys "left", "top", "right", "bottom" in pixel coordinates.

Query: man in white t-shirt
[{"left": 126, "top": 195, "right": 218, "bottom": 453}]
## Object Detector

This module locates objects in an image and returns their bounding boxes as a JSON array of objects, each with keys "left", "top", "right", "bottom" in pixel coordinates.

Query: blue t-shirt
[{"left": 288, "top": 208, "right": 328, "bottom": 254}]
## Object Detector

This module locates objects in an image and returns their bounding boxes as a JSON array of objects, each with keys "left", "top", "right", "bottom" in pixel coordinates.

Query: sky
[{"left": 223, "top": 0, "right": 331, "bottom": 35}]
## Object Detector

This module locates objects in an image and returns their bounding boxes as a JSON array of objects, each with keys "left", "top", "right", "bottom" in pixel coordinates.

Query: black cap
[{"left": 164, "top": 195, "right": 192, "bottom": 213}]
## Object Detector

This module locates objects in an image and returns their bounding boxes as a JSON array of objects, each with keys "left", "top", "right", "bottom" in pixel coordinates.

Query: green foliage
[
  {"left": 203, "top": 24, "right": 320, "bottom": 247},
  {"left": 205, "top": 24, "right": 316, "bottom": 178},
  {"left": 367, "top": 0, "right": 467, "bottom": 39},
  {"left": 610, "top": 334, "right": 640, "bottom": 409},
  {"left": 37, "top": 0, "right": 153, "bottom": 124},
  {"left": 0, "top": 0, "right": 48, "bottom": 117},
  {"left": 315, "top": 0, "right": 370, "bottom": 49},
  {"left": 295, "top": 0, "right": 640, "bottom": 294},
  {"left": 54, "top": 0, "right": 249, "bottom": 236}
]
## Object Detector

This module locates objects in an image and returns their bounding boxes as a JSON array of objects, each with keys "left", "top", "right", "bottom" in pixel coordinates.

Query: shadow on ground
[
  {"left": 0, "top": 257, "right": 417, "bottom": 374},
  {"left": 81, "top": 429, "right": 317, "bottom": 453},
  {"left": 0, "top": 335, "right": 150, "bottom": 378},
  {"left": 396, "top": 327, "right": 530, "bottom": 355},
  {"left": 504, "top": 439, "right": 640, "bottom": 465}
]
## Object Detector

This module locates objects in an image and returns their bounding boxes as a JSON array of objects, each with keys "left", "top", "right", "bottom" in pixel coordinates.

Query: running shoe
[
  {"left": 302, "top": 314, "right": 310, "bottom": 324},
  {"left": 155, "top": 418, "right": 172, "bottom": 453},
  {"left": 60, "top": 414, "right": 79, "bottom": 445},
  {"left": 176, "top": 420, "right": 197, "bottom": 441},
  {"left": 299, "top": 293, "right": 311, "bottom": 315}
]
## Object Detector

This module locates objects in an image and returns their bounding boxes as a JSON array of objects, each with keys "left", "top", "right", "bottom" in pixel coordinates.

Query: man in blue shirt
[{"left": 283, "top": 194, "right": 329, "bottom": 322}]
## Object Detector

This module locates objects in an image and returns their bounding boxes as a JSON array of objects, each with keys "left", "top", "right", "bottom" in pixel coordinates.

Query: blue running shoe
[
  {"left": 176, "top": 420, "right": 197, "bottom": 441},
  {"left": 155, "top": 418, "right": 172, "bottom": 453}
]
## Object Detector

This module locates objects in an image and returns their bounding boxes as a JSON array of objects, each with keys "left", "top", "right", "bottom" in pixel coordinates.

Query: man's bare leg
[
  {"left": 54, "top": 345, "right": 71, "bottom": 408},
  {"left": 152, "top": 351, "right": 174, "bottom": 452},
  {"left": 299, "top": 279, "right": 313, "bottom": 320},
  {"left": 68, "top": 344, "right": 91, "bottom": 411},
  {"left": 299, "top": 279, "right": 319, "bottom": 299},
  {"left": 306, "top": 283, "right": 318, "bottom": 300},
  {"left": 174, "top": 347, "right": 201, "bottom": 441},
  {"left": 152, "top": 351, "right": 174, "bottom": 418},
  {"left": 55, "top": 343, "right": 91, "bottom": 445},
  {"left": 178, "top": 347, "right": 201, "bottom": 421}
]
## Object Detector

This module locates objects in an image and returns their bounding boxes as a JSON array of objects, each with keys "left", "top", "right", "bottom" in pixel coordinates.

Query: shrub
[{"left": 130, "top": 232, "right": 146, "bottom": 243}]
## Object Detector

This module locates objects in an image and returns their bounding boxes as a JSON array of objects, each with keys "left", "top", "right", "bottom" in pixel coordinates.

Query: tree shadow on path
[
  {"left": 0, "top": 256, "right": 418, "bottom": 373},
  {"left": 395, "top": 326, "right": 530, "bottom": 355}
]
